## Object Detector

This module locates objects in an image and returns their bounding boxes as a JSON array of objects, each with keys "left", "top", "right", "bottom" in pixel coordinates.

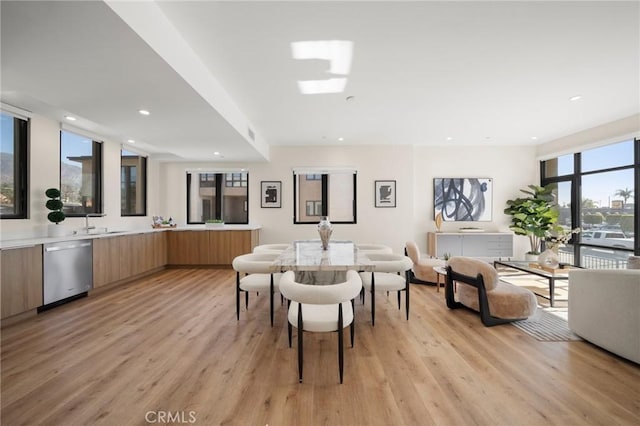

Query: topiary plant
[{"left": 45, "top": 188, "right": 66, "bottom": 224}]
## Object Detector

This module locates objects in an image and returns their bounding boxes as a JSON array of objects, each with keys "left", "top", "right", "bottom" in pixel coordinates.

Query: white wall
[
  {"left": 0, "top": 113, "right": 160, "bottom": 240},
  {"left": 160, "top": 144, "right": 539, "bottom": 256},
  {"left": 536, "top": 113, "right": 640, "bottom": 159},
  {"left": 5, "top": 112, "right": 635, "bottom": 259}
]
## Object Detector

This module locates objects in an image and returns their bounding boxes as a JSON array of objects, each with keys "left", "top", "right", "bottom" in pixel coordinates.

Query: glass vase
[{"left": 317, "top": 216, "right": 333, "bottom": 250}]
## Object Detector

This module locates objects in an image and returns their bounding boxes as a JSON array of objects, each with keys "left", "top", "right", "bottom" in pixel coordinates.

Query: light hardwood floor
[{"left": 2, "top": 268, "right": 639, "bottom": 425}]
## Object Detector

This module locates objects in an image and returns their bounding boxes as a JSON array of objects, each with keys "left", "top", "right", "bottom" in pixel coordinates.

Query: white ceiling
[{"left": 1, "top": 1, "right": 638, "bottom": 162}]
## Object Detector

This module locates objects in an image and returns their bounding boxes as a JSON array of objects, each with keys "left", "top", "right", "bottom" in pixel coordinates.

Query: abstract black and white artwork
[
  {"left": 433, "top": 178, "right": 492, "bottom": 221},
  {"left": 261, "top": 181, "right": 281, "bottom": 208},
  {"left": 375, "top": 180, "right": 396, "bottom": 208}
]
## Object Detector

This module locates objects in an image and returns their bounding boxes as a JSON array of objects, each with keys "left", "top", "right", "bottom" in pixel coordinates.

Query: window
[
  {"left": 541, "top": 138, "right": 638, "bottom": 269},
  {"left": 186, "top": 171, "right": 248, "bottom": 224},
  {"left": 121, "top": 149, "right": 147, "bottom": 216},
  {"left": 294, "top": 169, "right": 356, "bottom": 224},
  {"left": 60, "top": 130, "right": 103, "bottom": 216},
  {"left": 225, "top": 172, "right": 247, "bottom": 187},
  {"left": 0, "top": 111, "right": 28, "bottom": 219}
]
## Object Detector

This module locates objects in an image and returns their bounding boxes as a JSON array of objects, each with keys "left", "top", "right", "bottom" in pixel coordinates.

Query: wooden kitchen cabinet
[
  {"left": 93, "top": 237, "right": 121, "bottom": 288},
  {"left": 1, "top": 246, "right": 43, "bottom": 319},
  {"left": 167, "top": 229, "right": 259, "bottom": 266},
  {"left": 93, "top": 231, "right": 167, "bottom": 288},
  {"left": 167, "top": 231, "right": 211, "bottom": 265}
]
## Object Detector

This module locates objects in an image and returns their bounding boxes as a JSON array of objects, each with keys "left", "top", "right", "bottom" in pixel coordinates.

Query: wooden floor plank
[{"left": 2, "top": 268, "right": 639, "bottom": 425}]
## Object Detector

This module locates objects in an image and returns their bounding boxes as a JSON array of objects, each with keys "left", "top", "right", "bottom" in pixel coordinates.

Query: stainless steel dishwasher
[{"left": 43, "top": 239, "right": 93, "bottom": 306}]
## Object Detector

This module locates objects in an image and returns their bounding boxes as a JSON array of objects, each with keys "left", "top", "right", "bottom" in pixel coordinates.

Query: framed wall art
[
  {"left": 433, "top": 178, "right": 492, "bottom": 221},
  {"left": 261, "top": 181, "right": 281, "bottom": 208},
  {"left": 375, "top": 180, "right": 396, "bottom": 208}
]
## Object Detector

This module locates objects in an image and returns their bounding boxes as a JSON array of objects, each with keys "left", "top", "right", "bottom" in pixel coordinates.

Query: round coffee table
[{"left": 433, "top": 266, "right": 447, "bottom": 292}]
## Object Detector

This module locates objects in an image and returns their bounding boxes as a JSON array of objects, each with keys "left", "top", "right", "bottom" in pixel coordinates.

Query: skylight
[{"left": 291, "top": 40, "right": 353, "bottom": 95}]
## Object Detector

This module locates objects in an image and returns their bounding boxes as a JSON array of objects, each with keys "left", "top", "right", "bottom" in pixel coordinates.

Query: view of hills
[{"left": 1, "top": 152, "right": 83, "bottom": 202}]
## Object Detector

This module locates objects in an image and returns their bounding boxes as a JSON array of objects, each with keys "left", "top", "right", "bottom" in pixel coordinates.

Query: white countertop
[{"left": 0, "top": 224, "right": 261, "bottom": 250}]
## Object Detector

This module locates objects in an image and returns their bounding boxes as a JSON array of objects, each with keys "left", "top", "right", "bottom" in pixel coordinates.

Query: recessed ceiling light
[
  {"left": 64, "top": 115, "right": 76, "bottom": 121},
  {"left": 338, "top": 137, "right": 344, "bottom": 141},
  {"left": 213, "top": 151, "right": 221, "bottom": 156},
  {"left": 138, "top": 109, "right": 151, "bottom": 116},
  {"left": 569, "top": 95, "right": 582, "bottom": 101},
  {"left": 531, "top": 136, "right": 538, "bottom": 141},
  {"left": 485, "top": 136, "right": 492, "bottom": 140},
  {"left": 127, "top": 139, "right": 135, "bottom": 144},
  {"left": 446, "top": 136, "right": 453, "bottom": 141}
]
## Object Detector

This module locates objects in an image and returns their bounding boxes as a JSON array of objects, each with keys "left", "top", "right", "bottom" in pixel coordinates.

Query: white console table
[{"left": 427, "top": 232, "right": 513, "bottom": 258}]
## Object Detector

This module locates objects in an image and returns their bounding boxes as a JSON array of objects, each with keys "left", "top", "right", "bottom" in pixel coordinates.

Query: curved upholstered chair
[
  {"left": 405, "top": 241, "right": 446, "bottom": 286},
  {"left": 445, "top": 256, "right": 537, "bottom": 327},
  {"left": 253, "top": 243, "right": 290, "bottom": 254},
  {"left": 359, "top": 253, "right": 413, "bottom": 326},
  {"left": 356, "top": 243, "right": 393, "bottom": 255},
  {"left": 279, "top": 269, "right": 362, "bottom": 384},
  {"left": 232, "top": 252, "right": 281, "bottom": 327}
]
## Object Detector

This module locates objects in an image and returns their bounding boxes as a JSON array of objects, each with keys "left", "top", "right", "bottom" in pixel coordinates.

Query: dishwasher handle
[{"left": 45, "top": 242, "right": 92, "bottom": 252}]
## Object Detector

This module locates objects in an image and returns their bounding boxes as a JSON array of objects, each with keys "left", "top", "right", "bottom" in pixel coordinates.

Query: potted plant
[
  {"left": 205, "top": 219, "right": 225, "bottom": 228},
  {"left": 504, "top": 184, "right": 561, "bottom": 260},
  {"left": 45, "top": 188, "right": 67, "bottom": 237}
]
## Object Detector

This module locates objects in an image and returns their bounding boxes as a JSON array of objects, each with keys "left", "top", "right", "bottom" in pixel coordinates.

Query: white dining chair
[
  {"left": 232, "top": 252, "right": 281, "bottom": 327},
  {"left": 359, "top": 253, "right": 413, "bottom": 326},
  {"left": 279, "top": 269, "right": 362, "bottom": 384},
  {"left": 355, "top": 243, "right": 393, "bottom": 254},
  {"left": 253, "top": 243, "right": 290, "bottom": 254}
]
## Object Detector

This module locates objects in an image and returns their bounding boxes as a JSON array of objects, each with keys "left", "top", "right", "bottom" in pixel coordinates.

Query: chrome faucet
[{"left": 86, "top": 213, "right": 106, "bottom": 233}]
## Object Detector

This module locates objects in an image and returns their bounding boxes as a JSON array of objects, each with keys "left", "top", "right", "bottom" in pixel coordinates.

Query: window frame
[
  {"left": 120, "top": 149, "right": 147, "bottom": 217},
  {"left": 59, "top": 130, "right": 103, "bottom": 217},
  {"left": 541, "top": 138, "right": 639, "bottom": 267},
  {"left": 0, "top": 110, "right": 29, "bottom": 219},
  {"left": 293, "top": 169, "right": 357, "bottom": 224},
  {"left": 186, "top": 171, "right": 249, "bottom": 224}
]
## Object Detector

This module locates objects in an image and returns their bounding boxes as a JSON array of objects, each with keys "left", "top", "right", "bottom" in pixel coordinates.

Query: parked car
[{"left": 581, "top": 231, "right": 634, "bottom": 249}]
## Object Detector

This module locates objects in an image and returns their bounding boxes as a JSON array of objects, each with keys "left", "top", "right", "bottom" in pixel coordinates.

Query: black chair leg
[
  {"left": 350, "top": 319, "right": 355, "bottom": 348},
  {"left": 287, "top": 321, "right": 292, "bottom": 348},
  {"left": 338, "top": 303, "right": 344, "bottom": 384},
  {"left": 297, "top": 305, "right": 303, "bottom": 383},
  {"left": 269, "top": 275, "right": 274, "bottom": 327},
  {"left": 371, "top": 273, "right": 376, "bottom": 326},
  {"left": 397, "top": 290, "right": 401, "bottom": 309},
  {"left": 236, "top": 272, "right": 241, "bottom": 321},
  {"left": 406, "top": 285, "right": 410, "bottom": 320},
  {"left": 245, "top": 291, "right": 249, "bottom": 310}
]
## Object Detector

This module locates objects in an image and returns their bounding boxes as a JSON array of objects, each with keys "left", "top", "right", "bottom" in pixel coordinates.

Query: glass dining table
[{"left": 271, "top": 240, "right": 374, "bottom": 285}]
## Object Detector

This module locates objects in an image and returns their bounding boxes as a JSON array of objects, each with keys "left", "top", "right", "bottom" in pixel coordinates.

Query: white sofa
[{"left": 568, "top": 269, "right": 640, "bottom": 364}]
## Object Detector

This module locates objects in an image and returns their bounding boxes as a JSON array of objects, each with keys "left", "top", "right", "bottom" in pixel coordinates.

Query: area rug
[{"left": 512, "top": 310, "right": 582, "bottom": 342}]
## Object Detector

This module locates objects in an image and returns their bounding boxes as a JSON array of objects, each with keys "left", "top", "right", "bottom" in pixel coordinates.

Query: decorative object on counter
[
  {"left": 374, "top": 180, "right": 396, "bottom": 207},
  {"left": 151, "top": 216, "right": 177, "bottom": 229},
  {"left": 458, "top": 227, "right": 484, "bottom": 233},
  {"left": 434, "top": 178, "right": 492, "bottom": 221},
  {"left": 317, "top": 216, "right": 333, "bottom": 250},
  {"left": 45, "top": 188, "right": 67, "bottom": 237},
  {"left": 261, "top": 181, "right": 282, "bottom": 208},
  {"left": 205, "top": 219, "right": 225, "bottom": 228},
  {"left": 435, "top": 212, "right": 443, "bottom": 232},
  {"left": 504, "top": 184, "right": 561, "bottom": 256}
]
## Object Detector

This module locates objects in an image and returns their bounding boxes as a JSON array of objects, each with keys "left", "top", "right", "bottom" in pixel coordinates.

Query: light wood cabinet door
[
  {"left": 93, "top": 237, "right": 121, "bottom": 288},
  {"left": 167, "top": 231, "right": 210, "bottom": 265},
  {"left": 151, "top": 232, "right": 167, "bottom": 268},
  {"left": 1, "top": 246, "right": 43, "bottom": 318}
]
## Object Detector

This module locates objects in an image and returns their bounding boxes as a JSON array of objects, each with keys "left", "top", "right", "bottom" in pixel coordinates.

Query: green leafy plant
[
  {"left": 45, "top": 188, "right": 65, "bottom": 224},
  {"left": 206, "top": 219, "right": 224, "bottom": 223},
  {"left": 504, "top": 184, "right": 561, "bottom": 255}
]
